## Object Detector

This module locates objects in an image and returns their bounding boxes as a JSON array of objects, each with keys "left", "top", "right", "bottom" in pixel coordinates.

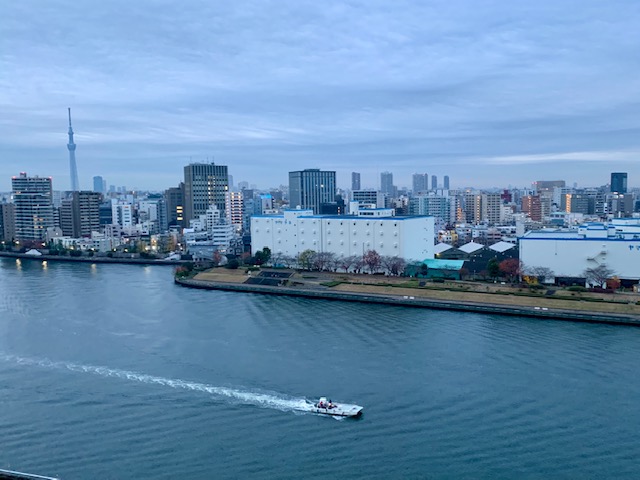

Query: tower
[
  {"left": 12, "top": 173, "right": 55, "bottom": 241},
  {"left": 351, "top": 172, "right": 361, "bottom": 191},
  {"left": 610, "top": 172, "right": 628, "bottom": 194},
  {"left": 67, "top": 108, "right": 80, "bottom": 191},
  {"left": 289, "top": 169, "right": 336, "bottom": 214},
  {"left": 183, "top": 162, "right": 229, "bottom": 224}
]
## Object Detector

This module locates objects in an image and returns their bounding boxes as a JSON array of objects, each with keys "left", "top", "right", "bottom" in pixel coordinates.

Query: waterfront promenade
[
  {"left": 0, "top": 251, "right": 189, "bottom": 265},
  {"left": 177, "top": 268, "right": 640, "bottom": 326}
]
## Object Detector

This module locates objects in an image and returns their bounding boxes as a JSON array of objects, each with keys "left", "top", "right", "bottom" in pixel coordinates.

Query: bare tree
[
  {"left": 280, "top": 255, "right": 295, "bottom": 269},
  {"left": 524, "top": 265, "right": 555, "bottom": 283},
  {"left": 338, "top": 255, "right": 358, "bottom": 273},
  {"left": 352, "top": 256, "right": 365, "bottom": 274},
  {"left": 583, "top": 264, "right": 615, "bottom": 287},
  {"left": 363, "top": 250, "right": 382, "bottom": 273},
  {"left": 313, "top": 252, "right": 335, "bottom": 271},
  {"left": 381, "top": 255, "right": 406, "bottom": 276}
]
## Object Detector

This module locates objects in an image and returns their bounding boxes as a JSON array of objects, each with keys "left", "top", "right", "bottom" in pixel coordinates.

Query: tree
[
  {"left": 338, "top": 255, "right": 358, "bottom": 273},
  {"left": 253, "top": 247, "right": 271, "bottom": 265},
  {"left": 298, "top": 249, "right": 317, "bottom": 270},
  {"left": 313, "top": 252, "right": 335, "bottom": 271},
  {"left": 583, "top": 264, "right": 615, "bottom": 287},
  {"left": 363, "top": 250, "right": 381, "bottom": 273},
  {"left": 381, "top": 256, "right": 406, "bottom": 276},
  {"left": 523, "top": 265, "right": 555, "bottom": 284},
  {"left": 487, "top": 258, "right": 500, "bottom": 279},
  {"left": 225, "top": 258, "right": 240, "bottom": 269},
  {"left": 499, "top": 258, "right": 521, "bottom": 283}
]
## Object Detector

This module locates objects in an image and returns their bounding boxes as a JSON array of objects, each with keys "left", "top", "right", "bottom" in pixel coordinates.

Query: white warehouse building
[
  {"left": 520, "top": 219, "right": 640, "bottom": 283},
  {"left": 251, "top": 209, "right": 435, "bottom": 262}
]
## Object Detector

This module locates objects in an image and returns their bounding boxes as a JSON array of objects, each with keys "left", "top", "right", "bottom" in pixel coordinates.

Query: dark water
[{"left": 1, "top": 258, "right": 640, "bottom": 479}]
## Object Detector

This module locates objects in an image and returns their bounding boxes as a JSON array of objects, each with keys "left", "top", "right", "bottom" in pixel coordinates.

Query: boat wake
[{"left": 0, "top": 354, "right": 314, "bottom": 415}]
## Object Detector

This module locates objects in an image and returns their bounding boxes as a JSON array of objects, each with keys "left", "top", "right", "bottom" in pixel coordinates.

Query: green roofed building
[{"left": 406, "top": 258, "right": 465, "bottom": 280}]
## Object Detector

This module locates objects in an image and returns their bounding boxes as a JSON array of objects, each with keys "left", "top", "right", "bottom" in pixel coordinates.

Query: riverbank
[
  {"left": 0, "top": 251, "right": 189, "bottom": 265},
  {"left": 176, "top": 268, "right": 640, "bottom": 326}
]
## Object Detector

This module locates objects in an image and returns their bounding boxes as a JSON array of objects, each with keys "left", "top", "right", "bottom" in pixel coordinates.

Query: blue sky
[{"left": 1, "top": 1, "right": 639, "bottom": 192}]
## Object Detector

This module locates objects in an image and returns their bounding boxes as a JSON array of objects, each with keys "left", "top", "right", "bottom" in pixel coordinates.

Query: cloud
[{"left": 1, "top": 0, "right": 640, "bottom": 191}]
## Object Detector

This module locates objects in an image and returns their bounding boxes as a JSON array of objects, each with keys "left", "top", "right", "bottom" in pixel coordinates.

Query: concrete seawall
[
  {"left": 0, "top": 251, "right": 187, "bottom": 265},
  {"left": 175, "top": 277, "right": 640, "bottom": 327}
]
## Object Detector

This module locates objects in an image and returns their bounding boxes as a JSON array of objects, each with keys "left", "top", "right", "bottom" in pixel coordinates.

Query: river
[{"left": 1, "top": 258, "right": 639, "bottom": 479}]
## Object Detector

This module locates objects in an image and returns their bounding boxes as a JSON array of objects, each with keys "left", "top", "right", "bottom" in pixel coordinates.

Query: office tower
[
  {"left": 444, "top": 175, "right": 450, "bottom": 190},
  {"left": 164, "top": 183, "right": 185, "bottom": 228},
  {"left": 93, "top": 176, "right": 106, "bottom": 194},
  {"left": 12, "top": 173, "right": 54, "bottom": 241},
  {"left": 431, "top": 175, "right": 438, "bottom": 190},
  {"left": 351, "top": 172, "right": 361, "bottom": 191},
  {"left": 67, "top": 108, "right": 80, "bottom": 191},
  {"left": 412, "top": 173, "right": 428, "bottom": 194},
  {"left": 99, "top": 201, "right": 113, "bottom": 225},
  {"left": 607, "top": 193, "right": 633, "bottom": 217},
  {"left": 564, "top": 194, "right": 592, "bottom": 214},
  {"left": 611, "top": 172, "right": 628, "bottom": 194},
  {"left": 380, "top": 171, "right": 394, "bottom": 196},
  {"left": 289, "top": 169, "right": 336, "bottom": 214},
  {"left": 183, "top": 163, "right": 229, "bottom": 224}
]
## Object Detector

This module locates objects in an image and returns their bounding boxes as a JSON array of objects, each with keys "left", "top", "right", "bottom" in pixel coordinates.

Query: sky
[{"left": 1, "top": 0, "right": 640, "bottom": 192}]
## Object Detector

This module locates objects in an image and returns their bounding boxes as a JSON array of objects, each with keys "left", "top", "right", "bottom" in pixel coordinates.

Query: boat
[{"left": 309, "top": 397, "right": 363, "bottom": 417}]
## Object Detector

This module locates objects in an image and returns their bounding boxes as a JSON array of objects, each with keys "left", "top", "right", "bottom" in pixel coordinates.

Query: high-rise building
[
  {"left": 611, "top": 172, "right": 628, "bottom": 194},
  {"left": 481, "top": 193, "right": 502, "bottom": 224},
  {"left": 431, "top": 175, "right": 438, "bottom": 190},
  {"left": 164, "top": 183, "right": 185, "bottom": 228},
  {"left": 289, "top": 169, "right": 336, "bottom": 214},
  {"left": 93, "top": 176, "right": 106, "bottom": 194},
  {"left": 225, "top": 191, "right": 244, "bottom": 230},
  {"left": 67, "top": 108, "right": 80, "bottom": 192},
  {"left": 412, "top": 173, "right": 428, "bottom": 194},
  {"left": 380, "top": 172, "right": 394, "bottom": 196},
  {"left": 351, "top": 172, "right": 361, "bottom": 191},
  {"left": 0, "top": 203, "right": 16, "bottom": 242},
  {"left": 463, "top": 192, "right": 482, "bottom": 224},
  {"left": 444, "top": 175, "right": 450, "bottom": 190},
  {"left": 522, "top": 195, "right": 542, "bottom": 222},
  {"left": 12, "top": 173, "right": 54, "bottom": 241},
  {"left": 183, "top": 163, "right": 229, "bottom": 224},
  {"left": 563, "top": 193, "right": 592, "bottom": 214},
  {"left": 409, "top": 194, "right": 451, "bottom": 223},
  {"left": 607, "top": 193, "right": 633, "bottom": 217}
]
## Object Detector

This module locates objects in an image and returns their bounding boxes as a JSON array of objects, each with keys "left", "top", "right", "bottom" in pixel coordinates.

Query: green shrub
[{"left": 567, "top": 286, "right": 587, "bottom": 292}]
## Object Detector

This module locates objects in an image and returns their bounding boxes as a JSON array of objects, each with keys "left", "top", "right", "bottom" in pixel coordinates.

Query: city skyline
[{"left": 2, "top": 1, "right": 640, "bottom": 191}]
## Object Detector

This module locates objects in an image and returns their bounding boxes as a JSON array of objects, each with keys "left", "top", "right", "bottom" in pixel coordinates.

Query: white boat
[{"left": 309, "top": 397, "right": 363, "bottom": 417}]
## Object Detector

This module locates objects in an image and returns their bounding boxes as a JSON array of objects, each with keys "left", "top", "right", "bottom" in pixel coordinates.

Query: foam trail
[{"left": 0, "top": 354, "right": 313, "bottom": 414}]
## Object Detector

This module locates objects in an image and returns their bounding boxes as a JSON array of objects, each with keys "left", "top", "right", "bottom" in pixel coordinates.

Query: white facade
[
  {"left": 111, "top": 200, "right": 133, "bottom": 227},
  {"left": 520, "top": 219, "right": 640, "bottom": 281},
  {"left": 251, "top": 210, "right": 435, "bottom": 262}
]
